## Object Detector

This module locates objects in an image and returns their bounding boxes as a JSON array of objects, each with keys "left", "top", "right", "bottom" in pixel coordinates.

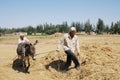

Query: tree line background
[{"left": 0, "top": 18, "right": 120, "bottom": 35}]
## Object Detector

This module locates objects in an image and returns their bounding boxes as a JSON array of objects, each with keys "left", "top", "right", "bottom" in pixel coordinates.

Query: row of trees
[{"left": 0, "top": 18, "right": 120, "bottom": 35}]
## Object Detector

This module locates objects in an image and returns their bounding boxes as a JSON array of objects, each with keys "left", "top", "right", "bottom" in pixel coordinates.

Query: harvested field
[{"left": 0, "top": 35, "right": 120, "bottom": 80}]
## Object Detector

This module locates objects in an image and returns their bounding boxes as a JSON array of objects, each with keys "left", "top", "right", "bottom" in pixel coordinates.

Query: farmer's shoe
[
  {"left": 32, "top": 56, "right": 36, "bottom": 60},
  {"left": 61, "top": 68, "right": 69, "bottom": 73},
  {"left": 75, "top": 66, "right": 80, "bottom": 70},
  {"left": 62, "top": 69, "right": 67, "bottom": 73}
]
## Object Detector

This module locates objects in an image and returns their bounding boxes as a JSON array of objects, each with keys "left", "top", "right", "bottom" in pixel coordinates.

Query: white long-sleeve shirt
[
  {"left": 57, "top": 33, "right": 80, "bottom": 53},
  {"left": 18, "top": 37, "right": 29, "bottom": 44}
]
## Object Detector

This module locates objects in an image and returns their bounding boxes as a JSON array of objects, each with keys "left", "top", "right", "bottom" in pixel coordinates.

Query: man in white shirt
[
  {"left": 57, "top": 27, "right": 80, "bottom": 72},
  {"left": 17, "top": 33, "right": 29, "bottom": 59},
  {"left": 18, "top": 33, "right": 29, "bottom": 44}
]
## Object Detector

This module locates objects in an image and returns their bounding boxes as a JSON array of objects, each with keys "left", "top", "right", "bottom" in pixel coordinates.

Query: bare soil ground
[{"left": 0, "top": 35, "right": 120, "bottom": 80}]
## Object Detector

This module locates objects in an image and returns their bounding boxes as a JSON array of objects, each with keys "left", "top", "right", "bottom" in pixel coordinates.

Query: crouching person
[{"left": 56, "top": 27, "right": 80, "bottom": 73}]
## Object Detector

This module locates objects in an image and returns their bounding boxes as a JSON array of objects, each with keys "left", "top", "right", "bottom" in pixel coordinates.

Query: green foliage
[
  {"left": 96, "top": 18, "right": 105, "bottom": 34},
  {"left": 0, "top": 19, "right": 120, "bottom": 35},
  {"left": 104, "top": 25, "right": 109, "bottom": 34},
  {"left": 84, "top": 20, "right": 92, "bottom": 34},
  {"left": 36, "top": 24, "right": 43, "bottom": 33},
  {"left": 27, "top": 26, "right": 34, "bottom": 35},
  {"left": 110, "top": 21, "right": 120, "bottom": 34}
]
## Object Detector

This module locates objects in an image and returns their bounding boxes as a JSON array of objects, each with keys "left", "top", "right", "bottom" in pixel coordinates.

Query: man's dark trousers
[{"left": 63, "top": 50, "right": 80, "bottom": 71}]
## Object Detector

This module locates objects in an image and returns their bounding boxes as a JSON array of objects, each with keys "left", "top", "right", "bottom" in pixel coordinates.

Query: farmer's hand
[{"left": 56, "top": 49, "right": 60, "bottom": 52}]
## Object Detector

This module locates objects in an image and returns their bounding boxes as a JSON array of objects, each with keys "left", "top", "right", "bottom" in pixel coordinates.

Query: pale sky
[{"left": 0, "top": 0, "right": 120, "bottom": 28}]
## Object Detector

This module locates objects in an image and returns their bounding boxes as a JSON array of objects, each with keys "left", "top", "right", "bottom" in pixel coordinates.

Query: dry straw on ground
[{"left": 0, "top": 35, "right": 120, "bottom": 80}]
